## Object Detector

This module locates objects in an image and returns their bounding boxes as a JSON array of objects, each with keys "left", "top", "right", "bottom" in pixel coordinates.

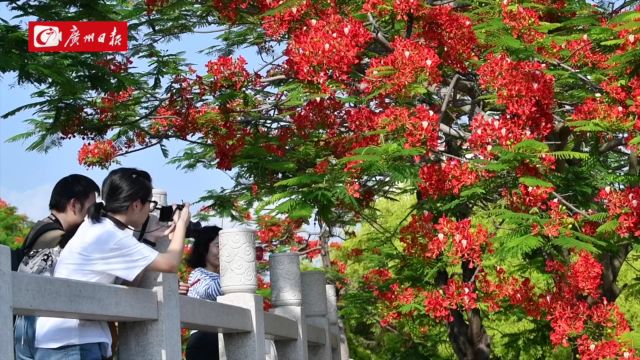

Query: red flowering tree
[
  {"left": 0, "top": 199, "right": 31, "bottom": 249},
  {"left": 3, "top": 0, "right": 640, "bottom": 357}
]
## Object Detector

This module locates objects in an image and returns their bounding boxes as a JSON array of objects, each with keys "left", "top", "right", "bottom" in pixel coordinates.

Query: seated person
[{"left": 186, "top": 226, "right": 223, "bottom": 360}]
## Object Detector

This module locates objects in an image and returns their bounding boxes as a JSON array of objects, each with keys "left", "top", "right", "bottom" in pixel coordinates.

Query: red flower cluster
[
  {"left": 144, "top": 0, "right": 167, "bottom": 15},
  {"left": 362, "top": 269, "right": 421, "bottom": 327},
  {"left": 210, "top": 0, "right": 269, "bottom": 23},
  {"left": 480, "top": 54, "right": 555, "bottom": 130},
  {"left": 596, "top": 186, "right": 640, "bottom": 237},
  {"left": 572, "top": 98, "right": 630, "bottom": 126},
  {"left": 572, "top": 76, "right": 640, "bottom": 151},
  {"left": 150, "top": 105, "right": 199, "bottom": 139},
  {"left": 471, "top": 54, "right": 555, "bottom": 151},
  {"left": 399, "top": 212, "right": 440, "bottom": 259},
  {"left": 205, "top": 56, "right": 251, "bottom": 93},
  {"left": 435, "top": 217, "right": 491, "bottom": 268},
  {"left": 292, "top": 97, "right": 343, "bottom": 137},
  {"left": 477, "top": 268, "right": 539, "bottom": 314},
  {"left": 541, "top": 252, "right": 634, "bottom": 354},
  {"left": 501, "top": 0, "right": 545, "bottom": 43},
  {"left": 255, "top": 215, "right": 304, "bottom": 252},
  {"left": 98, "top": 87, "right": 134, "bottom": 122},
  {"left": 77, "top": 140, "right": 119, "bottom": 168},
  {"left": 378, "top": 105, "right": 440, "bottom": 153},
  {"left": 261, "top": 0, "right": 313, "bottom": 38},
  {"left": 399, "top": 213, "right": 492, "bottom": 268},
  {"left": 95, "top": 56, "right": 132, "bottom": 74},
  {"left": 504, "top": 184, "right": 555, "bottom": 213},
  {"left": 418, "top": 6, "right": 477, "bottom": 71},
  {"left": 363, "top": 38, "right": 441, "bottom": 96},
  {"left": 423, "top": 279, "right": 477, "bottom": 322},
  {"left": 199, "top": 110, "right": 250, "bottom": 170},
  {"left": 285, "top": 12, "right": 372, "bottom": 84},
  {"left": 418, "top": 159, "right": 480, "bottom": 199},
  {"left": 550, "top": 36, "right": 610, "bottom": 69},
  {"left": 362, "top": 0, "right": 425, "bottom": 20},
  {"left": 576, "top": 336, "right": 638, "bottom": 360}
]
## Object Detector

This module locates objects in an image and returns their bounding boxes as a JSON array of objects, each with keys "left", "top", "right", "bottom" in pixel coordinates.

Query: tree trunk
[
  {"left": 319, "top": 225, "right": 332, "bottom": 269},
  {"left": 436, "top": 266, "right": 491, "bottom": 360},
  {"left": 600, "top": 244, "right": 631, "bottom": 302}
]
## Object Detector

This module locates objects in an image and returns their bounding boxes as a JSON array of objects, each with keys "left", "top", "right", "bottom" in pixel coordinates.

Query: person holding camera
[
  {"left": 34, "top": 168, "right": 191, "bottom": 360},
  {"left": 185, "top": 225, "right": 223, "bottom": 360}
]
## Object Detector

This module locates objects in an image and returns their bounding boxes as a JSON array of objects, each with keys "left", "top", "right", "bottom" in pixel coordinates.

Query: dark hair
[
  {"left": 88, "top": 168, "right": 153, "bottom": 223},
  {"left": 187, "top": 226, "right": 222, "bottom": 269},
  {"left": 49, "top": 174, "right": 100, "bottom": 212}
]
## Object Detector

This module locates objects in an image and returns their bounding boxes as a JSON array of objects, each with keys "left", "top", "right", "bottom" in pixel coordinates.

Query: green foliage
[{"left": 0, "top": 200, "right": 31, "bottom": 249}]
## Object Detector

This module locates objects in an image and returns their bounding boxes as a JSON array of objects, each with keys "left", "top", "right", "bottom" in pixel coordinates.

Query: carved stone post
[
  {"left": 0, "top": 246, "right": 14, "bottom": 360},
  {"left": 118, "top": 271, "right": 181, "bottom": 360},
  {"left": 270, "top": 252, "right": 308, "bottom": 359},
  {"left": 302, "top": 271, "right": 331, "bottom": 360},
  {"left": 326, "top": 284, "right": 341, "bottom": 360},
  {"left": 120, "top": 188, "right": 182, "bottom": 359},
  {"left": 216, "top": 228, "right": 265, "bottom": 360},
  {"left": 151, "top": 188, "right": 168, "bottom": 207}
]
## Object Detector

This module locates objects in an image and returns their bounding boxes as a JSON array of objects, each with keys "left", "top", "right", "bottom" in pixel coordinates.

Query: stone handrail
[{"left": 0, "top": 226, "right": 345, "bottom": 359}]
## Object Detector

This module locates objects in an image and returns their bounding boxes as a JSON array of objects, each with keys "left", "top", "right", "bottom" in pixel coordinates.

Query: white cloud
[{"left": 0, "top": 184, "right": 52, "bottom": 221}]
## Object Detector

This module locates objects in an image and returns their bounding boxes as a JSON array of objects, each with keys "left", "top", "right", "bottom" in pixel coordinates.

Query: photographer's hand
[{"left": 147, "top": 203, "right": 191, "bottom": 274}]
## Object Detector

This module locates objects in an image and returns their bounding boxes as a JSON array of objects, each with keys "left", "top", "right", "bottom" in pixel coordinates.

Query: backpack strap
[{"left": 22, "top": 222, "right": 64, "bottom": 253}]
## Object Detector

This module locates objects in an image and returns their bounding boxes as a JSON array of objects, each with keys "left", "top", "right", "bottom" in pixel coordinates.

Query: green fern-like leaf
[
  {"left": 551, "top": 236, "right": 599, "bottom": 253},
  {"left": 274, "top": 174, "right": 322, "bottom": 187},
  {"left": 519, "top": 177, "right": 554, "bottom": 188},
  {"left": 548, "top": 151, "right": 590, "bottom": 160},
  {"left": 496, "top": 234, "right": 544, "bottom": 259},
  {"left": 514, "top": 139, "right": 549, "bottom": 154},
  {"left": 597, "top": 219, "right": 619, "bottom": 234}
]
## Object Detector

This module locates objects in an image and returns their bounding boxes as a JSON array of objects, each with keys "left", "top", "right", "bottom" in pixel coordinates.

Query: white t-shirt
[{"left": 35, "top": 218, "right": 158, "bottom": 354}]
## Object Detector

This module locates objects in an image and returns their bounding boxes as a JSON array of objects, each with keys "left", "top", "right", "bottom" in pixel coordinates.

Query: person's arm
[
  {"left": 147, "top": 204, "right": 191, "bottom": 273},
  {"left": 200, "top": 274, "right": 223, "bottom": 300}
]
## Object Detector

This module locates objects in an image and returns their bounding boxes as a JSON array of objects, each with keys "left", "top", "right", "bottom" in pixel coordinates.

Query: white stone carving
[
  {"left": 301, "top": 271, "right": 327, "bottom": 317},
  {"left": 152, "top": 188, "right": 167, "bottom": 206},
  {"left": 270, "top": 253, "right": 302, "bottom": 307},
  {"left": 325, "top": 285, "right": 338, "bottom": 325},
  {"left": 219, "top": 228, "right": 257, "bottom": 294}
]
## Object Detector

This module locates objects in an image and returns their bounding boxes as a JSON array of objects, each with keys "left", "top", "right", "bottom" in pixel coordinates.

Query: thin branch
[
  {"left": 469, "top": 265, "right": 483, "bottom": 283},
  {"left": 548, "top": 60, "right": 603, "bottom": 92},
  {"left": 405, "top": 13, "right": 414, "bottom": 39},
  {"left": 551, "top": 191, "right": 588, "bottom": 217},
  {"left": 367, "top": 13, "right": 394, "bottom": 52},
  {"left": 115, "top": 139, "right": 162, "bottom": 157},
  {"left": 260, "top": 75, "right": 287, "bottom": 83},
  {"left": 625, "top": 258, "right": 640, "bottom": 273},
  {"left": 297, "top": 246, "right": 322, "bottom": 255},
  {"left": 612, "top": 0, "right": 640, "bottom": 14},
  {"left": 599, "top": 137, "right": 626, "bottom": 153},
  {"left": 440, "top": 74, "right": 460, "bottom": 123},
  {"left": 440, "top": 122, "right": 470, "bottom": 140},
  {"left": 191, "top": 27, "right": 230, "bottom": 34},
  {"left": 255, "top": 54, "right": 285, "bottom": 74}
]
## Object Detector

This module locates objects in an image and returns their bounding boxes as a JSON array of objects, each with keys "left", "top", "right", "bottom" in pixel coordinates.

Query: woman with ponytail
[{"left": 34, "top": 168, "right": 191, "bottom": 360}]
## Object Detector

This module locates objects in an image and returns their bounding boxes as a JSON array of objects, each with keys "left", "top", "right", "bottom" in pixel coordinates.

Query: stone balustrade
[{"left": 0, "top": 226, "right": 345, "bottom": 359}]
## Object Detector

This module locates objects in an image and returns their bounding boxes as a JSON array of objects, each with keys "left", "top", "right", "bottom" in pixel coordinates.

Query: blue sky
[{"left": 0, "top": 5, "right": 265, "bottom": 222}]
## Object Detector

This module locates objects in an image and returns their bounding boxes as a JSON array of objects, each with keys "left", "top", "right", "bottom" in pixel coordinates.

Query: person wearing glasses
[{"left": 34, "top": 168, "right": 191, "bottom": 360}]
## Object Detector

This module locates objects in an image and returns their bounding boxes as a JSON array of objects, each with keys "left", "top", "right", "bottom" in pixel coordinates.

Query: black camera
[
  {"left": 156, "top": 204, "right": 202, "bottom": 238},
  {"left": 158, "top": 204, "right": 185, "bottom": 222}
]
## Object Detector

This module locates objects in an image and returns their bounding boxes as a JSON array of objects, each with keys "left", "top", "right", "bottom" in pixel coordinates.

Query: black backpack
[{"left": 10, "top": 220, "right": 64, "bottom": 271}]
